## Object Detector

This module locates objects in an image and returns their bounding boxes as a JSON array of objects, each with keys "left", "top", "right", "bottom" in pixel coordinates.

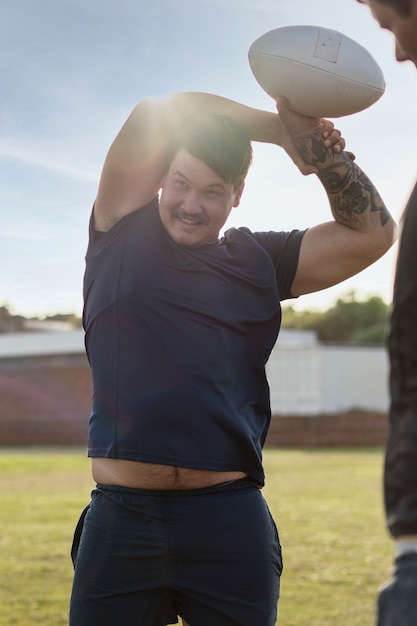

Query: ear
[{"left": 233, "top": 182, "right": 245, "bottom": 208}]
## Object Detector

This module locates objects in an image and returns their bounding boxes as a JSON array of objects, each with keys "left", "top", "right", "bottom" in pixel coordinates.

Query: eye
[{"left": 205, "top": 189, "right": 222, "bottom": 198}]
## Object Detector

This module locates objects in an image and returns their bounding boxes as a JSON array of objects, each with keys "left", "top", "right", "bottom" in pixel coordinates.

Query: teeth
[{"left": 180, "top": 216, "right": 200, "bottom": 225}]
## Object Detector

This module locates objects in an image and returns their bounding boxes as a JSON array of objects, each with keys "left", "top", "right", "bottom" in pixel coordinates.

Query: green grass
[
  {"left": 263, "top": 449, "right": 392, "bottom": 625},
  {"left": 0, "top": 449, "right": 94, "bottom": 625},
  {"left": 0, "top": 448, "right": 393, "bottom": 625}
]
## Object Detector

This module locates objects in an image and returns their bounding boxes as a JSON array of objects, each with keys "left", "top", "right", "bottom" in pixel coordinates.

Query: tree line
[
  {"left": 1, "top": 293, "right": 389, "bottom": 344},
  {"left": 281, "top": 291, "right": 390, "bottom": 345},
  {"left": 0, "top": 305, "right": 82, "bottom": 333}
]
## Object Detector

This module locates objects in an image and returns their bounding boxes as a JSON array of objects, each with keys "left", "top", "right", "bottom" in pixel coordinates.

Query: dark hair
[
  {"left": 357, "top": 0, "right": 412, "bottom": 17},
  {"left": 179, "top": 115, "right": 253, "bottom": 190}
]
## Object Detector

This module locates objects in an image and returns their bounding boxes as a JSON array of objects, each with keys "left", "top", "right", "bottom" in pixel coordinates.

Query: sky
[{"left": 2, "top": 0, "right": 417, "bottom": 318}]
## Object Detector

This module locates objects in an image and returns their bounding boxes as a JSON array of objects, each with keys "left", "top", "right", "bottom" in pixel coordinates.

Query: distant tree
[
  {"left": 0, "top": 305, "right": 83, "bottom": 333},
  {"left": 282, "top": 291, "right": 389, "bottom": 344},
  {"left": 44, "top": 313, "right": 82, "bottom": 328},
  {"left": 280, "top": 306, "right": 322, "bottom": 331},
  {"left": 0, "top": 304, "right": 24, "bottom": 333}
]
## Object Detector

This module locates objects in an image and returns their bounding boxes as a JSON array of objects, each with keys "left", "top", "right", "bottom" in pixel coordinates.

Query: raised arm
[
  {"left": 275, "top": 98, "right": 397, "bottom": 297},
  {"left": 94, "top": 92, "right": 345, "bottom": 231}
]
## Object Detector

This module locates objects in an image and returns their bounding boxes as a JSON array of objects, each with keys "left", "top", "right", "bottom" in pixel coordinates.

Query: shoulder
[
  {"left": 86, "top": 197, "right": 160, "bottom": 255},
  {"left": 224, "top": 226, "right": 306, "bottom": 257},
  {"left": 223, "top": 227, "right": 306, "bottom": 301},
  {"left": 91, "top": 196, "right": 159, "bottom": 233}
]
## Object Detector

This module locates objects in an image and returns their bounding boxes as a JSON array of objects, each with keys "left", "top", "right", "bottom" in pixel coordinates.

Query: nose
[{"left": 181, "top": 189, "right": 202, "bottom": 213}]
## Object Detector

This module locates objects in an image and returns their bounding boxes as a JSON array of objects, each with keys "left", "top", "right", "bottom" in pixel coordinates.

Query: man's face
[
  {"left": 362, "top": 0, "right": 417, "bottom": 66},
  {"left": 159, "top": 149, "right": 243, "bottom": 248}
]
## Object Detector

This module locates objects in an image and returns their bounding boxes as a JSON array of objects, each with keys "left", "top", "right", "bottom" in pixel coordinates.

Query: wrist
[{"left": 293, "top": 128, "right": 346, "bottom": 170}]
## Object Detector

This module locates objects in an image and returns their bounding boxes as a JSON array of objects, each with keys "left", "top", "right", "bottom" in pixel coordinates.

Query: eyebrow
[{"left": 172, "top": 170, "right": 226, "bottom": 191}]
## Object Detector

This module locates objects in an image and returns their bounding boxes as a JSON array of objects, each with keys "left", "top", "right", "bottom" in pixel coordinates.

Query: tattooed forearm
[
  {"left": 320, "top": 157, "right": 391, "bottom": 228},
  {"left": 294, "top": 128, "right": 326, "bottom": 164},
  {"left": 295, "top": 133, "right": 392, "bottom": 228}
]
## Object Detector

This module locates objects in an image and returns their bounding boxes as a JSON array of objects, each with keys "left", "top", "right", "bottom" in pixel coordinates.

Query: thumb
[
  {"left": 276, "top": 96, "right": 306, "bottom": 133},
  {"left": 276, "top": 96, "right": 321, "bottom": 133},
  {"left": 276, "top": 96, "right": 290, "bottom": 108},
  {"left": 276, "top": 96, "right": 291, "bottom": 116}
]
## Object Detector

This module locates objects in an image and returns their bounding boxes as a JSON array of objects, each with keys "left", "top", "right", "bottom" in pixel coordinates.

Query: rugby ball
[{"left": 248, "top": 25, "right": 385, "bottom": 118}]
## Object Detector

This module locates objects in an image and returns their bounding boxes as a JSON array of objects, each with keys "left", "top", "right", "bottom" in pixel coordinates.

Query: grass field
[{"left": 0, "top": 447, "right": 393, "bottom": 625}]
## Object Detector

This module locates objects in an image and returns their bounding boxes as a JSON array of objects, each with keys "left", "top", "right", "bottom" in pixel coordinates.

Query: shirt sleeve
[{"left": 249, "top": 228, "right": 307, "bottom": 301}]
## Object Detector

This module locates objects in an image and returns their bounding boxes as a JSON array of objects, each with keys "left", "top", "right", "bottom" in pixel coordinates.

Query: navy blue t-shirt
[{"left": 83, "top": 197, "right": 305, "bottom": 485}]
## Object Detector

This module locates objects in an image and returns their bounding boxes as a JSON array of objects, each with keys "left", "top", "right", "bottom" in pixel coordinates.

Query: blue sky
[{"left": 2, "top": 0, "right": 417, "bottom": 317}]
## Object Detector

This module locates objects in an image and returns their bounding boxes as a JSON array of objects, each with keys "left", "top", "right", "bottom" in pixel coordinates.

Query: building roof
[
  {"left": 0, "top": 330, "right": 85, "bottom": 358},
  {"left": 0, "top": 328, "right": 318, "bottom": 359}
]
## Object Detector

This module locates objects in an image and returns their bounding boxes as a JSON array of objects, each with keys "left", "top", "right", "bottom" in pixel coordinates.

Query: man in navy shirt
[{"left": 70, "top": 92, "right": 395, "bottom": 625}]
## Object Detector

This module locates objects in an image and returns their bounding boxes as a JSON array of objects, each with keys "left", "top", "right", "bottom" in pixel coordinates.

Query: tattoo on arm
[
  {"left": 294, "top": 128, "right": 327, "bottom": 165},
  {"left": 295, "top": 133, "right": 391, "bottom": 228}
]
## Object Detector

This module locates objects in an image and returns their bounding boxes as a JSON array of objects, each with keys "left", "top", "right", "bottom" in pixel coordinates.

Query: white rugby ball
[{"left": 248, "top": 25, "right": 385, "bottom": 118}]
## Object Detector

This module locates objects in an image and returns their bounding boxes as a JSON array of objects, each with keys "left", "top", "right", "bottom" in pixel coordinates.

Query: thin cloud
[
  {"left": 0, "top": 230, "right": 51, "bottom": 242},
  {"left": 0, "top": 138, "right": 99, "bottom": 182}
]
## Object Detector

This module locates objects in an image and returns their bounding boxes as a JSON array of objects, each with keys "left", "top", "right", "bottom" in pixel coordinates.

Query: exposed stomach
[{"left": 92, "top": 457, "right": 248, "bottom": 490}]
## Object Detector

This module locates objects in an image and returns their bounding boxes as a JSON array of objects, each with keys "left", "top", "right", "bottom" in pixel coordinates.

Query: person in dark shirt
[
  {"left": 69, "top": 91, "right": 395, "bottom": 626},
  {"left": 356, "top": 1, "right": 417, "bottom": 624}
]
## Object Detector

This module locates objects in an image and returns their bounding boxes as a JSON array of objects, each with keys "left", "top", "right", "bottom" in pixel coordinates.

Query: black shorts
[{"left": 69, "top": 478, "right": 282, "bottom": 626}]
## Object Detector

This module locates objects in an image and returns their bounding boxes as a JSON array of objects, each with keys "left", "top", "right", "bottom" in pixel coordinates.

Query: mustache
[{"left": 173, "top": 209, "right": 209, "bottom": 225}]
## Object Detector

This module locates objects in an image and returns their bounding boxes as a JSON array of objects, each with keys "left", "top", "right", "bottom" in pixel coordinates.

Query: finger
[
  {"left": 321, "top": 119, "right": 335, "bottom": 138},
  {"left": 322, "top": 129, "right": 346, "bottom": 154},
  {"left": 337, "top": 137, "right": 346, "bottom": 151},
  {"left": 276, "top": 96, "right": 290, "bottom": 111},
  {"left": 276, "top": 96, "right": 296, "bottom": 124},
  {"left": 330, "top": 136, "right": 345, "bottom": 153},
  {"left": 323, "top": 129, "right": 342, "bottom": 146}
]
